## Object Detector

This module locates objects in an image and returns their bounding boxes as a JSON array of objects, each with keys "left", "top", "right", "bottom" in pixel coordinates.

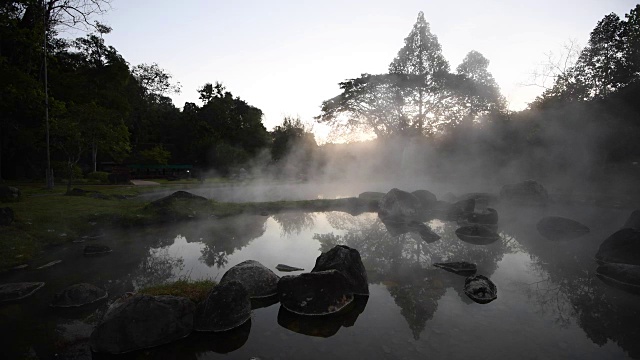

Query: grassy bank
[{"left": 139, "top": 279, "right": 216, "bottom": 303}]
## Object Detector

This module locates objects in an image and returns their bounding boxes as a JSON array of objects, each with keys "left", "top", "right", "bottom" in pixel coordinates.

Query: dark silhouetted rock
[
  {"left": 51, "top": 283, "right": 108, "bottom": 308},
  {"left": 411, "top": 190, "right": 437, "bottom": 208},
  {"left": 0, "top": 207, "right": 14, "bottom": 225},
  {"left": 276, "top": 264, "right": 304, "bottom": 272},
  {"left": 194, "top": 280, "right": 251, "bottom": 332},
  {"left": 381, "top": 219, "right": 441, "bottom": 243},
  {"left": 596, "top": 228, "right": 640, "bottom": 266},
  {"left": 378, "top": 188, "right": 422, "bottom": 222},
  {"left": 220, "top": 260, "right": 279, "bottom": 298},
  {"left": 278, "top": 270, "right": 354, "bottom": 316},
  {"left": 277, "top": 296, "right": 368, "bottom": 337},
  {"left": 457, "top": 192, "right": 498, "bottom": 206},
  {"left": 0, "top": 282, "right": 45, "bottom": 302},
  {"left": 500, "top": 180, "right": 549, "bottom": 205},
  {"left": 434, "top": 262, "right": 477, "bottom": 276},
  {"left": 445, "top": 198, "right": 475, "bottom": 221},
  {"left": 0, "top": 185, "right": 21, "bottom": 202},
  {"left": 147, "top": 191, "right": 208, "bottom": 208},
  {"left": 623, "top": 210, "right": 640, "bottom": 229},
  {"left": 596, "top": 263, "right": 640, "bottom": 294},
  {"left": 464, "top": 275, "right": 497, "bottom": 304},
  {"left": 90, "top": 294, "right": 195, "bottom": 354},
  {"left": 455, "top": 225, "right": 501, "bottom": 245},
  {"left": 187, "top": 320, "right": 251, "bottom": 354},
  {"left": 537, "top": 216, "right": 590, "bottom": 241},
  {"left": 460, "top": 208, "right": 498, "bottom": 225},
  {"left": 84, "top": 244, "right": 112, "bottom": 256},
  {"left": 312, "top": 245, "right": 368, "bottom": 295}
]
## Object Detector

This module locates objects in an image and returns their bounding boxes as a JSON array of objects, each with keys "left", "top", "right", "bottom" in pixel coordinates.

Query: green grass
[{"left": 139, "top": 279, "right": 216, "bottom": 303}]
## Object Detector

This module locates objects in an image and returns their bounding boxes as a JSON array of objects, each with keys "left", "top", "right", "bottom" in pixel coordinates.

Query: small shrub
[
  {"left": 87, "top": 171, "right": 110, "bottom": 184},
  {"left": 52, "top": 161, "right": 83, "bottom": 180}
]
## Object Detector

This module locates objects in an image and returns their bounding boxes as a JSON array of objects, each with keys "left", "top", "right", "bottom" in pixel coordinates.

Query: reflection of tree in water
[
  {"left": 272, "top": 212, "right": 316, "bottom": 237},
  {"left": 131, "top": 246, "right": 185, "bottom": 289},
  {"left": 314, "top": 212, "right": 514, "bottom": 339}
]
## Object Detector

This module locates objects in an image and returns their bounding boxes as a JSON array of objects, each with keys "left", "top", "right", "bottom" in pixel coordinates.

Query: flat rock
[
  {"left": 278, "top": 270, "right": 354, "bottom": 316},
  {"left": 90, "top": 294, "right": 195, "bottom": 354},
  {"left": 464, "top": 275, "right": 497, "bottom": 304},
  {"left": 459, "top": 208, "right": 498, "bottom": 225},
  {"left": 433, "top": 262, "right": 477, "bottom": 276},
  {"left": 276, "top": 264, "right": 304, "bottom": 272},
  {"left": 51, "top": 283, "right": 108, "bottom": 308},
  {"left": 194, "top": 280, "right": 251, "bottom": 332},
  {"left": 455, "top": 225, "right": 501, "bottom": 245},
  {"left": 84, "top": 244, "right": 112, "bottom": 256},
  {"left": 0, "top": 282, "right": 45, "bottom": 302},
  {"left": 537, "top": 216, "right": 590, "bottom": 241},
  {"left": 36, "top": 260, "right": 62, "bottom": 269},
  {"left": 312, "top": 245, "right": 369, "bottom": 295},
  {"left": 623, "top": 210, "right": 640, "bottom": 229},
  {"left": 596, "top": 263, "right": 640, "bottom": 294},
  {"left": 596, "top": 228, "right": 640, "bottom": 266},
  {"left": 220, "top": 260, "right": 279, "bottom": 298}
]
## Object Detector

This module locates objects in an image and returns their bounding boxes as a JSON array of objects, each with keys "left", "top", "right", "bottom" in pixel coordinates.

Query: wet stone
[
  {"left": 445, "top": 198, "right": 475, "bottom": 221},
  {"left": 90, "top": 294, "right": 195, "bottom": 354},
  {"left": 411, "top": 190, "right": 437, "bottom": 208},
  {"left": 276, "top": 264, "right": 304, "bottom": 272},
  {"left": 84, "top": 244, "right": 112, "bottom": 256},
  {"left": 51, "top": 283, "right": 108, "bottom": 308},
  {"left": 220, "top": 260, "right": 279, "bottom": 298},
  {"left": 596, "top": 228, "right": 640, "bottom": 266},
  {"left": 0, "top": 282, "right": 45, "bottom": 302},
  {"left": 194, "top": 280, "right": 251, "bottom": 332},
  {"left": 537, "top": 216, "right": 590, "bottom": 241},
  {"left": 464, "top": 275, "right": 497, "bottom": 304},
  {"left": 378, "top": 188, "right": 422, "bottom": 222},
  {"left": 455, "top": 225, "right": 501, "bottom": 245},
  {"left": 433, "top": 262, "right": 477, "bottom": 276},
  {"left": 312, "top": 245, "right": 369, "bottom": 295},
  {"left": 278, "top": 270, "right": 354, "bottom": 316},
  {"left": 36, "top": 260, "right": 62, "bottom": 269},
  {"left": 460, "top": 208, "right": 498, "bottom": 225}
]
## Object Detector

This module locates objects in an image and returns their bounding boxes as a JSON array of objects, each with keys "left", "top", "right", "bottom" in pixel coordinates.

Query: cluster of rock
[
  {"left": 595, "top": 210, "right": 640, "bottom": 294},
  {"left": 88, "top": 246, "right": 369, "bottom": 354},
  {"left": 432, "top": 261, "right": 498, "bottom": 304}
]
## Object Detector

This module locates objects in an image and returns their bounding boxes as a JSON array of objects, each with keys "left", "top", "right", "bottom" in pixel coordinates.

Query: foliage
[
  {"left": 140, "top": 145, "right": 171, "bottom": 165},
  {"left": 86, "top": 171, "right": 109, "bottom": 183}
]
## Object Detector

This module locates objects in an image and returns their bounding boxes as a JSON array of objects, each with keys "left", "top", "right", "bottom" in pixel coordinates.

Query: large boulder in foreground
[
  {"left": 411, "top": 190, "right": 437, "bottom": 208},
  {"left": 596, "top": 263, "right": 640, "bottom": 294},
  {"left": 51, "top": 283, "right": 108, "bottom": 308},
  {"left": 220, "top": 260, "right": 279, "bottom": 298},
  {"left": 194, "top": 280, "right": 251, "bottom": 332},
  {"left": 464, "top": 275, "right": 497, "bottom": 304},
  {"left": 90, "top": 294, "right": 195, "bottom": 354},
  {"left": 500, "top": 180, "right": 549, "bottom": 205},
  {"left": 537, "top": 216, "right": 590, "bottom": 241},
  {"left": 595, "top": 228, "right": 640, "bottom": 266},
  {"left": 312, "top": 245, "right": 368, "bottom": 296},
  {"left": 278, "top": 270, "right": 354, "bottom": 316},
  {"left": 378, "top": 188, "right": 422, "bottom": 222},
  {"left": 623, "top": 210, "right": 640, "bottom": 229},
  {"left": 0, "top": 282, "right": 45, "bottom": 303}
]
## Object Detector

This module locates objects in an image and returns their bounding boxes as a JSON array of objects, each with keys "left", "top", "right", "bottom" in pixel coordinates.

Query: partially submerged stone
[
  {"left": 36, "top": 260, "right": 62, "bottom": 269},
  {"left": 445, "top": 198, "right": 475, "bottom": 221},
  {"left": 459, "top": 208, "right": 498, "bottom": 225},
  {"left": 220, "top": 260, "right": 279, "bottom": 298},
  {"left": 90, "top": 294, "right": 195, "bottom": 354},
  {"left": 51, "top": 283, "right": 108, "bottom": 308},
  {"left": 433, "top": 261, "right": 477, "bottom": 276},
  {"left": 276, "top": 264, "right": 304, "bottom": 272},
  {"left": 455, "top": 225, "right": 501, "bottom": 245},
  {"left": 464, "top": 275, "right": 497, "bottom": 304},
  {"left": 0, "top": 282, "right": 45, "bottom": 302},
  {"left": 595, "top": 228, "right": 640, "bottom": 266},
  {"left": 536, "top": 216, "right": 590, "bottom": 241},
  {"left": 500, "top": 180, "right": 549, "bottom": 205},
  {"left": 194, "top": 280, "right": 251, "bottom": 332},
  {"left": 596, "top": 263, "right": 640, "bottom": 294},
  {"left": 277, "top": 296, "right": 368, "bottom": 337},
  {"left": 378, "top": 188, "right": 422, "bottom": 222},
  {"left": 623, "top": 210, "right": 640, "bottom": 229},
  {"left": 411, "top": 190, "right": 437, "bottom": 208},
  {"left": 278, "top": 270, "right": 354, "bottom": 316},
  {"left": 312, "top": 245, "right": 368, "bottom": 295},
  {"left": 84, "top": 244, "right": 112, "bottom": 256}
]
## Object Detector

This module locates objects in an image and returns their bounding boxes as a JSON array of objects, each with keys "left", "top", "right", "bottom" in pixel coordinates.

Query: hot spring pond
[{"left": 1, "top": 203, "right": 639, "bottom": 359}]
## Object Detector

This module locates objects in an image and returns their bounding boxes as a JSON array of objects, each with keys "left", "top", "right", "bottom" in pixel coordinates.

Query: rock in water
[
  {"left": 90, "top": 295, "right": 195, "bottom": 354},
  {"left": 278, "top": 270, "right": 354, "bottom": 316},
  {"left": 194, "top": 280, "right": 251, "bottom": 332},
  {"left": 51, "top": 283, "right": 108, "bottom": 308},
  {"left": 220, "top": 260, "right": 279, "bottom": 298},
  {"left": 84, "top": 244, "right": 112, "bottom": 256},
  {"left": 433, "top": 262, "right": 477, "bottom": 276},
  {"left": 455, "top": 225, "right": 501, "bottom": 245},
  {"left": 623, "top": 210, "right": 640, "bottom": 229},
  {"left": 36, "top": 260, "right": 62, "bottom": 269},
  {"left": 464, "top": 275, "right": 497, "bottom": 304},
  {"left": 312, "top": 245, "right": 369, "bottom": 295},
  {"left": 276, "top": 264, "right": 304, "bottom": 272},
  {"left": 536, "top": 216, "right": 590, "bottom": 241},
  {"left": 499, "top": 180, "right": 549, "bottom": 205},
  {"left": 0, "top": 282, "right": 45, "bottom": 302},
  {"left": 445, "top": 198, "right": 475, "bottom": 221},
  {"left": 411, "top": 190, "right": 437, "bottom": 208},
  {"left": 596, "top": 263, "right": 640, "bottom": 294},
  {"left": 378, "top": 188, "right": 422, "bottom": 222},
  {"left": 460, "top": 208, "right": 498, "bottom": 225},
  {"left": 596, "top": 228, "right": 640, "bottom": 266}
]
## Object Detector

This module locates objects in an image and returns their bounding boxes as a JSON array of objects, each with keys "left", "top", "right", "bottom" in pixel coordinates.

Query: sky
[{"left": 94, "top": 0, "right": 639, "bottom": 142}]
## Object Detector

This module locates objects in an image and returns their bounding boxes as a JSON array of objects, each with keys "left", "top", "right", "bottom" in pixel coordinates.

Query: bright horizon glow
[{"left": 94, "top": 0, "right": 639, "bottom": 143}]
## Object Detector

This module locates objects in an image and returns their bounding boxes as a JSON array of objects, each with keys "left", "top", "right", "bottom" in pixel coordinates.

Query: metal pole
[{"left": 43, "top": 0, "right": 53, "bottom": 189}]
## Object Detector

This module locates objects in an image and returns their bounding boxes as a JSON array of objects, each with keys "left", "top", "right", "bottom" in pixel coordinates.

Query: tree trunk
[
  {"left": 92, "top": 141, "right": 97, "bottom": 173},
  {"left": 66, "top": 159, "right": 73, "bottom": 194}
]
